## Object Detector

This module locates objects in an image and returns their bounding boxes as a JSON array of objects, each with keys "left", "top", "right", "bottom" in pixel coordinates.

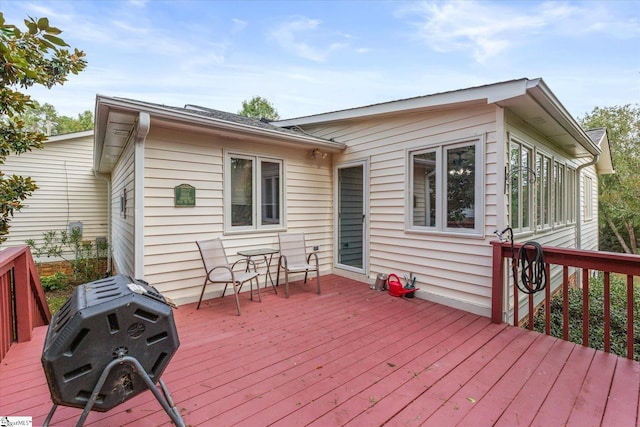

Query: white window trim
[
  {"left": 535, "top": 150, "right": 553, "bottom": 232},
  {"left": 406, "top": 135, "right": 485, "bottom": 236},
  {"left": 224, "top": 150, "right": 286, "bottom": 234},
  {"left": 553, "top": 160, "right": 566, "bottom": 227},
  {"left": 584, "top": 175, "right": 594, "bottom": 221},
  {"left": 509, "top": 136, "right": 534, "bottom": 234},
  {"left": 566, "top": 167, "right": 577, "bottom": 224}
]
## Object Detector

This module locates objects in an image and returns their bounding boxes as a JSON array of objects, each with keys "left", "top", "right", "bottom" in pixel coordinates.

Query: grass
[{"left": 45, "top": 285, "right": 76, "bottom": 315}]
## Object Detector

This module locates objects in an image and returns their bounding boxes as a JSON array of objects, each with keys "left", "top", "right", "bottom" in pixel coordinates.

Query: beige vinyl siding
[
  {"left": 303, "top": 104, "right": 498, "bottom": 315},
  {"left": 580, "top": 167, "right": 599, "bottom": 251},
  {"left": 2, "top": 132, "right": 108, "bottom": 262},
  {"left": 110, "top": 137, "right": 136, "bottom": 277},
  {"left": 140, "top": 126, "right": 333, "bottom": 304}
]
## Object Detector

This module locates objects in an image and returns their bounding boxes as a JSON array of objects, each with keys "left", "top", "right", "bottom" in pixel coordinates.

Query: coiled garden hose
[
  {"left": 515, "top": 241, "right": 547, "bottom": 294},
  {"left": 497, "top": 227, "right": 548, "bottom": 295}
]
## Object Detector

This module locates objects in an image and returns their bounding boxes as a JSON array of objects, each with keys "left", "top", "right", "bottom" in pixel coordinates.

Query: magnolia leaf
[
  {"left": 36, "top": 17, "right": 50, "bottom": 30},
  {"left": 43, "top": 34, "right": 68, "bottom": 47},
  {"left": 26, "top": 21, "right": 38, "bottom": 35},
  {"left": 37, "top": 38, "right": 56, "bottom": 50}
]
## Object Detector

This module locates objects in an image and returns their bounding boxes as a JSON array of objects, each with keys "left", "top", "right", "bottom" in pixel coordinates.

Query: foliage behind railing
[
  {"left": 491, "top": 241, "right": 640, "bottom": 360},
  {"left": 0, "top": 246, "right": 51, "bottom": 362}
]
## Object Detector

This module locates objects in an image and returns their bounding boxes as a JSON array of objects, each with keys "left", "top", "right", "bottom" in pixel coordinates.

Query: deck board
[{"left": 0, "top": 274, "right": 638, "bottom": 426}]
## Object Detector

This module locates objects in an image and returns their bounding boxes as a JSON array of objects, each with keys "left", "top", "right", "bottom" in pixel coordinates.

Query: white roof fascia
[
  {"left": 274, "top": 79, "right": 530, "bottom": 127},
  {"left": 524, "top": 79, "right": 601, "bottom": 157},
  {"left": 590, "top": 129, "right": 615, "bottom": 175},
  {"left": 275, "top": 78, "right": 600, "bottom": 159}
]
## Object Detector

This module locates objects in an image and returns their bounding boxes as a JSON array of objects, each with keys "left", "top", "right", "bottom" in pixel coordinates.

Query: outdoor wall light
[{"left": 311, "top": 148, "right": 327, "bottom": 159}]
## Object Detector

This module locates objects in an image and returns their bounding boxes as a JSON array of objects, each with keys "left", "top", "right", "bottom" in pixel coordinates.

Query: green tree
[
  {"left": 580, "top": 105, "right": 640, "bottom": 254},
  {"left": 57, "top": 109, "right": 93, "bottom": 134},
  {"left": 238, "top": 96, "right": 280, "bottom": 121},
  {"left": 18, "top": 101, "right": 93, "bottom": 135},
  {"left": 1, "top": 12, "right": 86, "bottom": 243}
]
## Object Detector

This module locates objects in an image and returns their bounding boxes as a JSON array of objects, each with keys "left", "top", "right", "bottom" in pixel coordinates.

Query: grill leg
[{"left": 43, "top": 403, "right": 58, "bottom": 427}]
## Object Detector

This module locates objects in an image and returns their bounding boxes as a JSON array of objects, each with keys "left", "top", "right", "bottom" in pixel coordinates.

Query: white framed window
[
  {"left": 120, "top": 188, "right": 127, "bottom": 219},
  {"left": 554, "top": 161, "right": 565, "bottom": 225},
  {"left": 224, "top": 152, "right": 284, "bottom": 232},
  {"left": 566, "top": 167, "right": 577, "bottom": 223},
  {"left": 535, "top": 152, "right": 552, "bottom": 230},
  {"left": 408, "top": 137, "right": 483, "bottom": 234},
  {"left": 584, "top": 175, "right": 594, "bottom": 221},
  {"left": 509, "top": 139, "right": 533, "bottom": 233}
]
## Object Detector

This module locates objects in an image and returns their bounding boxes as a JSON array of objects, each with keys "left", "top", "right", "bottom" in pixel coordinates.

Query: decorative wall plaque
[{"left": 174, "top": 184, "right": 196, "bottom": 207}]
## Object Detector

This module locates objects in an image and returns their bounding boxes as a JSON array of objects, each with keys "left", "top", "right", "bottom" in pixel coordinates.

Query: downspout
[
  {"left": 575, "top": 154, "right": 600, "bottom": 250},
  {"left": 93, "top": 171, "right": 112, "bottom": 274},
  {"left": 133, "top": 112, "right": 151, "bottom": 280}
]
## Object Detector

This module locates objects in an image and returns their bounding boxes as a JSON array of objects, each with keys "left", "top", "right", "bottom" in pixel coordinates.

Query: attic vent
[
  {"left": 529, "top": 116, "right": 546, "bottom": 125},
  {"left": 112, "top": 129, "right": 130, "bottom": 137}
]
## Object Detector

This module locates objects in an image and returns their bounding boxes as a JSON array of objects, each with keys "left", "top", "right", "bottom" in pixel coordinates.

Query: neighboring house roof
[
  {"left": 585, "top": 127, "right": 615, "bottom": 174},
  {"left": 274, "top": 78, "right": 601, "bottom": 160},
  {"left": 94, "top": 96, "right": 346, "bottom": 174},
  {"left": 45, "top": 129, "right": 93, "bottom": 143}
]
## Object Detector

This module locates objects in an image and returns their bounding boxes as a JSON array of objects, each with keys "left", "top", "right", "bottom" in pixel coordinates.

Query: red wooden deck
[{"left": 1, "top": 275, "right": 638, "bottom": 426}]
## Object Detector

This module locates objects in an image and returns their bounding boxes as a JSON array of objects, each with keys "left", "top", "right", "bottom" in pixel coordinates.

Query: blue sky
[{"left": 2, "top": 0, "right": 639, "bottom": 120}]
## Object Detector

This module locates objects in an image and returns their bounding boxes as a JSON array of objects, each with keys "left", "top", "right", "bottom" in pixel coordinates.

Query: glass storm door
[{"left": 336, "top": 163, "right": 365, "bottom": 273}]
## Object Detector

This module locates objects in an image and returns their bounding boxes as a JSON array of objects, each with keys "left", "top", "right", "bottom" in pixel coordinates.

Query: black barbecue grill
[{"left": 41, "top": 274, "right": 184, "bottom": 426}]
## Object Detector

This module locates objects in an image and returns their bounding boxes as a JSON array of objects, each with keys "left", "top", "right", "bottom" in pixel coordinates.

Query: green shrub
[
  {"left": 27, "top": 229, "right": 109, "bottom": 285},
  {"left": 532, "top": 273, "right": 640, "bottom": 360},
  {"left": 40, "top": 272, "right": 69, "bottom": 292}
]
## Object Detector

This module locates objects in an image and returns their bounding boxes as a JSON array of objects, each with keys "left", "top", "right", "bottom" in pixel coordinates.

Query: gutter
[
  {"left": 133, "top": 112, "right": 151, "bottom": 280},
  {"left": 575, "top": 153, "right": 600, "bottom": 250}
]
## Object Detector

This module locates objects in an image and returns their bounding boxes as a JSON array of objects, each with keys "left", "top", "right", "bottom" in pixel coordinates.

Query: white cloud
[
  {"left": 269, "top": 16, "right": 351, "bottom": 62},
  {"left": 232, "top": 18, "right": 248, "bottom": 34},
  {"left": 111, "top": 20, "right": 151, "bottom": 35},
  {"left": 270, "top": 17, "right": 327, "bottom": 62},
  {"left": 21, "top": 3, "right": 70, "bottom": 21},
  {"left": 398, "top": 0, "right": 640, "bottom": 64},
  {"left": 400, "top": 1, "right": 550, "bottom": 63}
]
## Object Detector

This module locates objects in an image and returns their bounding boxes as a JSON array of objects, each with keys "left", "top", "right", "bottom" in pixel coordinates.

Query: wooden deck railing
[
  {"left": 0, "top": 245, "right": 51, "bottom": 362},
  {"left": 492, "top": 241, "right": 640, "bottom": 359}
]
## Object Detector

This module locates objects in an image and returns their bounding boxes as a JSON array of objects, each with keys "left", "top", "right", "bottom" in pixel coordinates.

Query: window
[
  {"left": 535, "top": 152, "right": 552, "bottom": 229},
  {"left": 120, "top": 188, "right": 127, "bottom": 219},
  {"left": 554, "top": 161, "right": 565, "bottom": 225},
  {"left": 225, "top": 153, "right": 283, "bottom": 231},
  {"left": 566, "top": 167, "right": 576, "bottom": 223},
  {"left": 509, "top": 140, "right": 533, "bottom": 232},
  {"left": 584, "top": 175, "right": 593, "bottom": 221},
  {"left": 409, "top": 138, "right": 483, "bottom": 234}
]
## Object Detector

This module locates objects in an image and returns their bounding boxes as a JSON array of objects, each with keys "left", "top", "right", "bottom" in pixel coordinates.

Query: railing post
[
  {"left": 627, "top": 275, "right": 634, "bottom": 360},
  {"left": 13, "top": 251, "right": 34, "bottom": 343},
  {"left": 491, "top": 242, "right": 504, "bottom": 323}
]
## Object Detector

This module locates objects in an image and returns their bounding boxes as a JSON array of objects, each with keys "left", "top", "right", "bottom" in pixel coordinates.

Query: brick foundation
[{"left": 36, "top": 259, "right": 108, "bottom": 278}]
